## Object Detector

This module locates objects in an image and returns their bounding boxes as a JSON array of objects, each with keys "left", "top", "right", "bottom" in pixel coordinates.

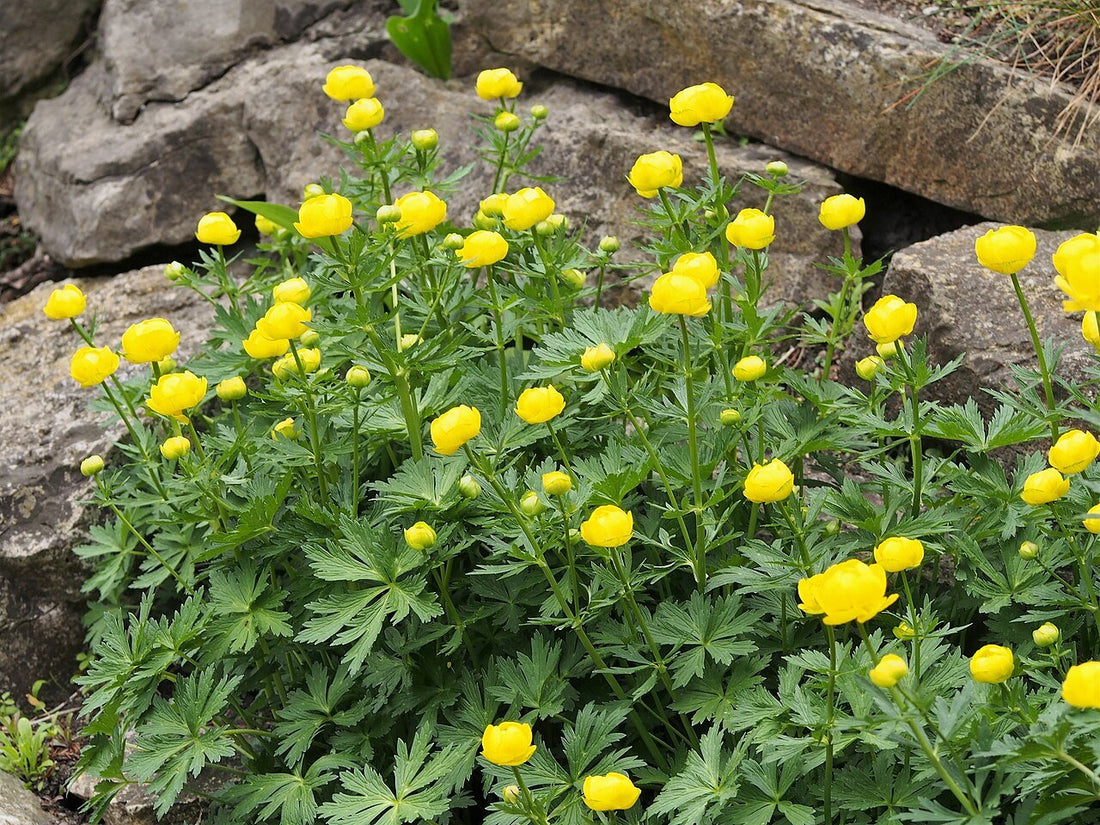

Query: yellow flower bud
[
  {"left": 581, "top": 343, "right": 616, "bottom": 372},
  {"left": 863, "top": 295, "right": 917, "bottom": 345},
  {"left": 671, "top": 251, "right": 719, "bottom": 290},
  {"left": 159, "top": 435, "right": 191, "bottom": 460},
  {"left": 627, "top": 150, "right": 683, "bottom": 198},
  {"left": 272, "top": 417, "right": 299, "bottom": 440},
  {"left": 494, "top": 111, "right": 521, "bottom": 132},
  {"left": 893, "top": 621, "right": 916, "bottom": 640},
  {"left": 582, "top": 773, "right": 641, "bottom": 811},
  {"left": 869, "top": 653, "right": 909, "bottom": 688},
  {"left": 1048, "top": 429, "right": 1100, "bottom": 475},
  {"left": 456, "top": 230, "right": 509, "bottom": 267},
  {"left": 273, "top": 277, "right": 311, "bottom": 304},
  {"left": 479, "top": 193, "right": 508, "bottom": 217},
  {"left": 216, "top": 376, "right": 247, "bottom": 402},
  {"left": 530, "top": 104, "right": 548, "bottom": 119},
  {"left": 255, "top": 213, "right": 279, "bottom": 236},
  {"left": 1033, "top": 622, "right": 1059, "bottom": 647},
  {"left": 580, "top": 505, "right": 633, "bottom": 548},
  {"left": 561, "top": 268, "right": 585, "bottom": 289},
  {"left": 343, "top": 97, "right": 384, "bottom": 132},
  {"left": 515, "top": 386, "right": 565, "bottom": 424},
  {"left": 818, "top": 194, "right": 866, "bottom": 231},
  {"left": 1084, "top": 503, "right": 1100, "bottom": 534},
  {"left": 299, "top": 330, "right": 321, "bottom": 348},
  {"left": 725, "top": 208, "right": 775, "bottom": 249},
  {"left": 70, "top": 346, "right": 121, "bottom": 388},
  {"left": 873, "top": 537, "right": 925, "bottom": 573},
  {"left": 476, "top": 68, "right": 523, "bottom": 100},
  {"left": 393, "top": 191, "right": 447, "bottom": 238},
  {"left": 257, "top": 302, "right": 311, "bottom": 341},
  {"left": 404, "top": 521, "right": 437, "bottom": 551},
  {"left": 458, "top": 474, "right": 482, "bottom": 499},
  {"left": 121, "top": 318, "right": 180, "bottom": 364},
  {"left": 720, "top": 408, "right": 741, "bottom": 425},
  {"left": 430, "top": 405, "right": 481, "bottom": 455},
  {"left": 294, "top": 193, "right": 354, "bottom": 239},
  {"left": 733, "top": 355, "right": 767, "bottom": 382},
  {"left": 1053, "top": 232, "right": 1100, "bottom": 312},
  {"left": 502, "top": 785, "right": 520, "bottom": 803},
  {"left": 1020, "top": 468, "right": 1070, "bottom": 505},
  {"left": 323, "top": 65, "right": 375, "bottom": 101},
  {"left": 243, "top": 328, "right": 290, "bottom": 359},
  {"left": 542, "top": 471, "right": 572, "bottom": 496},
  {"left": 855, "top": 355, "right": 884, "bottom": 380},
  {"left": 43, "top": 284, "right": 86, "bottom": 320},
  {"left": 147, "top": 370, "right": 207, "bottom": 419},
  {"left": 668, "top": 82, "right": 733, "bottom": 126},
  {"left": 411, "top": 128, "right": 438, "bottom": 151},
  {"left": 80, "top": 455, "right": 105, "bottom": 477},
  {"left": 480, "top": 721, "right": 535, "bottom": 766},
  {"left": 164, "top": 261, "right": 186, "bottom": 280},
  {"left": 766, "top": 160, "right": 789, "bottom": 178},
  {"left": 520, "top": 490, "right": 546, "bottom": 516},
  {"left": 974, "top": 225, "right": 1036, "bottom": 275},
  {"left": 743, "top": 459, "right": 794, "bottom": 503},
  {"left": 502, "top": 187, "right": 555, "bottom": 231},
  {"left": 797, "top": 559, "right": 898, "bottom": 625},
  {"left": 876, "top": 341, "right": 900, "bottom": 359},
  {"left": 346, "top": 366, "right": 372, "bottom": 388},
  {"left": 195, "top": 211, "right": 241, "bottom": 245},
  {"left": 1062, "top": 661, "right": 1100, "bottom": 708},
  {"left": 272, "top": 347, "right": 321, "bottom": 379},
  {"left": 302, "top": 183, "right": 326, "bottom": 200},
  {"left": 1018, "top": 540, "right": 1039, "bottom": 559},
  {"left": 969, "top": 644, "right": 1014, "bottom": 684},
  {"left": 649, "top": 272, "right": 711, "bottom": 316}
]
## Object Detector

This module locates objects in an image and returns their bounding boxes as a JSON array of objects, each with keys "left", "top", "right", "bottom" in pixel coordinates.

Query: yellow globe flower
[
  {"left": 243, "top": 328, "right": 290, "bottom": 359},
  {"left": 272, "top": 417, "right": 299, "bottom": 440},
  {"left": 869, "top": 654, "right": 909, "bottom": 688},
  {"left": 479, "top": 193, "right": 508, "bottom": 217},
  {"left": 515, "top": 385, "right": 565, "bottom": 424},
  {"left": 733, "top": 355, "right": 767, "bottom": 382},
  {"left": 342, "top": 97, "right": 384, "bottom": 132},
  {"left": 627, "top": 150, "right": 683, "bottom": 198},
  {"left": 542, "top": 471, "right": 572, "bottom": 496},
  {"left": 430, "top": 405, "right": 482, "bottom": 455},
  {"left": 475, "top": 68, "right": 523, "bottom": 100},
  {"left": 159, "top": 435, "right": 191, "bottom": 460},
  {"left": 581, "top": 343, "right": 616, "bottom": 372},
  {"left": 969, "top": 644, "right": 1014, "bottom": 684},
  {"left": 1062, "top": 661, "right": 1100, "bottom": 708},
  {"left": 1048, "top": 429, "right": 1100, "bottom": 475},
  {"left": 456, "top": 230, "right": 509, "bottom": 267},
  {"left": 294, "top": 193, "right": 354, "bottom": 239},
  {"left": 873, "top": 537, "right": 925, "bottom": 573},
  {"left": 1033, "top": 622, "right": 1060, "bottom": 647},
  {"left": 147, "top": 370, "right": 207, "bottom": 419},
  {"left": 855, "top": 355, "right": 884, "bottom": 380},
  {"left": 480, "top": 722, "right": 535, "bottom": 766},
  {"left": 70, "top": 346, "right": 120, "bottom": 388},
  {"left": 273, "top": 277, "right": 311, "bottom": 304},
  {"left": 121, "top": 318, "right": 180, "bottom": 364},
  {"left": 256, "top": 302, "right": 311, "bottom": 341},
  {"left": 43, "top": 284, "right": 86, "bottom": 320},
  {"left": 394, "top": 191, "right": 447, "bottom": 238},
  {"left": 974, "top": 225, "right": 1037, "bottom": 275},
  {"left": 272, "top": 347, "right": 321, "bottom": 379},
  {"left": 1053, "top": 232, "right": 1100, "bottom": 312},
  {"left": 255, "top": 214, "right": 278, "bottom": 236},
  {"left": 322, "top": 65, "right": 375, "bottom": 100},
  {"left": 863, "top": 295, "right": 917, "bottom": 344},
  {"left": 743, "top": 459, "right": 794, "bottom": 503},
  {"left": 1083, "top": 503, "right": 1100, "bottom": 534},
  {"left": 502, "top": 187, "right": 555, "bottom": 231},
  {"left": 582, "top": 773, "right": 641, "bottom": 811},
  {"left": 725, "top": 208, "right": 775, "bottom": 249},
  {"left": 1020, "top": 468, "right": 1071, "bottom": 505},
  {"left": 649, "top": 272, "right": 711, "bottom": 316},
  {"left": 797, "top": 559, "right": 899, "bottom": 625},
  {"left": 580, "top": 505, "right": 634, "bottom": 548},
  {"left": 818, "top": 194, "right": 866, "bottom": 231},
  {"left": 671, "top": 251, "right": 719, "bottom": 290},
  {"left": 1083, "top": 312, "right": 1100, "bottom": 350},
  {"left": 668, "top": 81, "right": 734, "bottom": 126},
  {"left": 195, "top": 211, "right": 241, "bottom": 245},
  {"left": 404, "top": 522, "right": 437, "bottom": 551}
]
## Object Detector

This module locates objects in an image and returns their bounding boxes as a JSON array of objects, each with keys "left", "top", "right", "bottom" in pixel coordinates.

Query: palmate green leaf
[
  {"left": 490, "top": 634, "right": 581, "bottom": 720},
  {"left": 649, "top": 727, "right": 748, "bottom": 825},
  {"left": 319, "top": 724, "right": 465, "bottom": 825},
  {"left": 226, "top": 755, "right": 346, "bottom": 825},
  {"left": 127, "top": 671, "right": 242, "bottom": 816},
  {"left": 273, "top": 665, "right": 370, "bottom": 768},
  {"left": 207, "top": 561, "right": 292, "bottom": 656},
  {"left": 651, "top": 593, "right": 760, "bottom": 687},
  {"left": 73, "top": 519, "right": 138, "bottom": 601},
  {"left": 732, "top": 757, "right": 816, "bottom": 825}
]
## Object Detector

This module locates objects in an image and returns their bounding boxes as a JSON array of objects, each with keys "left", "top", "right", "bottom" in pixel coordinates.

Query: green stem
[
  {"left": 492, "top": 131, "right": 511, "bottom": 194},
  {"left": 483, "top": 265, "right": 511, "bottom": 417},
  {"left": 896, "top": 345, "right": 924, "bottom": 518},
  {"left": 679, "top": 316, "right": 707, "bottom": 592},
  {"left": 350, "top": 387, "right": 362, "bottom": 517},
  {"left": 531, "top": 230, "right": 565, "bottom": 325},
  {"left": 658, "top": 189, "right": 688, "bottom": 247},
  {"left": 365, "top": 325, "right": 423, "bottom": 461},
  {"left": 900, "top": 572, "right": 921, "bottom": 679},
  {"left": 700, "top": 123, "right": 721, "bottom": 190},
  {"left": 288, "top": 340, "right": 330, "bottom": 502},
  {"left": 556, "top": 498, "right": 580, "bottom": 607},
  {"left": 1009, "top": 272, "right": 1058, "bottom": 440},
  {"left": 545, "top": 420, "right": 574, "bottom": 479},
  {"left": 824, "top": 626, "right": 837, "bottom": 825}
]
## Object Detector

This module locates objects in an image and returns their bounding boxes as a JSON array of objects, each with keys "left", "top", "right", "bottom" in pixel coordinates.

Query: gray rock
[
  {"left": 456, "top": 0, "right": 1100, "bottom": 227},
  {"left": 881, "top": 222, "right": 1089, "bottom": 410},
  {"left": 0, "top": 771, "right": 52, "bottom": 825},
  {"left": 0, "top": 266, "right": 216, "bottom": 701}
]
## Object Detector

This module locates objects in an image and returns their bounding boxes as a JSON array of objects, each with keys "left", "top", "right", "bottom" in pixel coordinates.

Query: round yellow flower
[
  {"left": 1020, "top": 468, "right": 1070, "bottom": 505},
  {"left": 873, "top": 537, "right": 925, "bottom": 573},
  {"left": 243, "top": 328, "right": 290, "bottom": 359},
  {"left": 581, "top": 343, "right": 616, "bottom": 372},
  {"left": 863, "top": 295, "right": 917, "bottom": 344},
  {"left": 1048, "top": 429, "right": 1100, "bottom": 475},
  {"left": 43, "top": 284, "right": 86, "bottom": 320},
  {"left": 272, "top": 417, "right": 299, "bottom": 440},
  {"left": 649, "top": 272, "right": 711, "bottom": 316},
  {"left": 869, "top": 654, "right": 909, "bottom": 688},
  {"left": 743, "top": 459, "right": 794, "bottom": 503},
  {"left": 969, "top": 644, "right": 1014, "bottom": 684},
  {"left": 476, "top": 68, "right": 523, "bottom": 100},
  {"left": 1053, "top": 233, "right": 1100, "bottom": 312},
  {"left": 725, "top": 208, "right": 775, "bottom": 249},
  {"left": 342, "top": 97, "right": 384, "bottom": 132},
  {"left": 1033, "top": 622, "right": 1060, "bottom": 647},
  {"left": 1062, "top": 661, "right": 1100, "bottom": 708},
  {"left": 582, "top": 773, "right": 641, "bottom": 812},
  {"left": 255, "top": 214, "right": 278, "bottom": 236},
  {"left": 733, "top": 355, "right": 766, "bottom": 382},
  {"left": 323, "top": 65, "right": 375, "bottom": 100},
  {"left": 974, "top": 225, "right": 1036, "bottom": 275},
  {"left": 627, "top": 151, "right": 683, "bottom": 198},
  {"left": 195, "top": 211, "right": 241, "bottom": 245},
  {"left": 394, "top": 191, "right": 447, "bottom": 238},
  {"left": 1083, "top": 312, "right": 1100, "bottom": 350},
  {"left": 515, "top": 385, "right": 565, "bottom": 424},
  {"left": 430, "top": 405, "right": 482, "bottom": 455},
  {"left": 818, "top": 194, "right": 866, "bottom": 231},
  {"left": 502, "top": 187, "right": 555, "bottom": 231},
  {"left": 1083, "top": 503, "right": 1100, "bottom": 534},
  {"left": 855, "top": 355, "right": 884, "bottom": 380},
  {"left": 70, "top": 346, "right": 120, "bottom": 388},
  {"left": 480, "top": 721, "right": 535, "bottom": 766},
  {"left": 159, "top": 436, "right": 191, "bottom": 460},
  {"left": 668, "top": 81, "right": 734, "bottom": 126},
  {"left": 121, "top": 318, "right": 180, "bottom": 364},
  {"left": 257, "top": 302, "right": 311, "bottom": 341},
  {"left": 456, "top": 230, "right": 508, "bottom": 267},
  {"left": 272, "top": 347, "right": 321, "bottom": 379},
  {"left": 671, "top": 251, "right": 719, "bottom": 290},
  {"left": 273, "top": 277, "right": 311, "bottom": 304},
  {"left": 404, "top": 521, "right": 437, "bottom": 551},
  {"left": 580, "top": 505, "right": 634, "bottom": 548},
  {"left": 147, "top": 370, "right": 207, "bottom": 419},
  {"left": 542, "top": 471, "right": 572, "bottom": 496},
  {"left": 294, "top": 193, "right": 354, "bottom": 239},
  {"left": 797, "top": 559, "right": 899, "bottom": 625}
]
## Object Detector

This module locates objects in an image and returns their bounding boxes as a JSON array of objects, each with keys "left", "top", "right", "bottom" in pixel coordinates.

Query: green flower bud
[
  {"left": 766, "top": 160, "right": 790, "bottom": 178},
  {"left": 494, "top": 111, "right": 521, "bottom": 133},
  {"left": 520, "top": 490, "right": 546, "bottom": 516},
  {"left": 458, "top": 474, "right": 482, "bottom": 499},
  {"left": 1032, "top": 622, "right": 1059, "bottom": 647},
  {"left": 80, "top": 455, "right": 105, "bottom": 477},
  {"left": 157, "top": 356, "right": 176, "bottom": 374},
  {"left": 216, "top": 376, "right": 247, "bottom": 401},
  {"left": 346, "top": 365, "right": 372, "bottom": 388},
  {"left": 376, "top": 204, "right": 402, "bottom": 224},
  {"left": 530, "top": 104, "right": 549, "bottom": 120},
  {"left": 299, "top": 330, "right": 321, "bottom": 347},
  {"left": 302, "top": 183, "right": 326, "bottom": 200},
  {"left": 598, "top": 236, "right": 620, "bottom": 254},
  {"left": 562, "top": 268, "right": 586, "bottom": 289},
  {"left": 720, "top": 408, "right": 741, "bottom": 425},
  {"left": 164, "top": 261, "right": 186, "bottom": 281},
  {"left": 823, "top": 519, "right": 841, "bottom": 536},
  {"left": 404, "top": 521, "right": 437, "bottom": 551},
  {"left": 502, "top": 785, "right": 521, "bottom": 803},
  {"left": 411, "top": 128, "right": 438, "bottom": 151},
  {"left": 443, "top": 233, "right": 465, "bottom": 250},
  {"left": 473, "top": 210, "right": 498, "bottom": 231},
  {"left": 1018, "top": 540, "right": 1039, "bottom": 560}
]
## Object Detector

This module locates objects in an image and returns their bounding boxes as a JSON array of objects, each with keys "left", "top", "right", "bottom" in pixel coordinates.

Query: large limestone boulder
[
  {"left": 457, "top": 0, "right": 1100, "bottom": 227},
  {"left": 0, "top": 772, "right": 52, "bottom": 825},
  {"left": 880, "top": 223, "right": 1090, "bottom": 411},
  {"left": 0, "top": 266, "right": 215, "bottom": 701}
]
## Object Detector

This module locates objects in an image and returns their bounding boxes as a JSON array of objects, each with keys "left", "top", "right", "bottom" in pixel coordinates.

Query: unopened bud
[
  {"left": 502, "top": 785, "right": 520, "bottom": 803},
  {"left": 530, "top": 104, "right": 548, "bottom": 120},
  {"left": 494, "top": 111, "right": 521, "bottom": 133},
  {"left": 562, "top": 268, "right": 586, "bottom": 289},
  {"left": 299, "top": 330, "right": 321, "bottom": 347},
  {"left": 164, "top": 261, "right": 186, "bottom": 281},
  {"left": 443, "top": 233, "right": 464, "bottom": 250},
  {"left": 766, "top": 160, "right": 789, "bottom": 178},
  {"left": 520, "top": 490, "right": 546, "bottom": 516},
  {"left": 876, "top": 341, "right": 900, "bottom": 360},
  {"left": 346, "top": 365, "right": 372, "bottom": 387},
  {"left": 1018, "top": 540, "right": 1039, "bottom": 560},
  {"left": 458, "top": 474, "right": 482, "bottom": 499},
  {"left": 893, "top": 621, "right": 916, "bottom": 640},
  {"left": 404, "top": 521, "right": 437, "bottom": 551},
  {"left": 159, "top": 436, "right": 191, "bottom": 460},
  {"left": 80, "top": 455, "right": 105, "bottom": 477},
  {"left": 598, "top": 236, "right": 620, "bottom": 254},
  {"left": 377, "top": 204, "right": 402, "bottom": 224},
  {"left": 720, "top": 408, "right": 741, "bottom": 425},
  {"left": 303, "top": 183, "right": 326, "bottom": 200},
  {"left": 1032, "top": 622, "right": 1059, "bottom": 647},
  {"left": 855, "top": 355, "right": 884, "bottom": 380},
  {"left": 542, "top": 471, "right": 572, "bottom": 496},
  {"left": 473, "top": 210, "right": 498, "bottom": 231},
  {"left": 157, "top": 356, "right": 176, "bottom": 374},
  {"left": 399, "top": 333, "right": 421, "bottom": 351},
  {"left": 411, "top": 128, "right": 438, "bottom": 151},
  {"left": 216, "top": 376, "right": 247, "bottom": 401}
]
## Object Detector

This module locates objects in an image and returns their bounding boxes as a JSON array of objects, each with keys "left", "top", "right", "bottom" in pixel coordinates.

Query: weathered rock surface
[
  {"left": 458, "top": 0, "right": 1100, "bottom": 227},
  {"left": 0, "top": 0, "right": 100, "bottom": 121},
  {"left": 68, "top": 764, "right": 224, "bottom": 825},
  {"left": 881, "top": 222, "right": 1090, "bottom": 410},
  {"left": 0, "top": 266, "right": 216, "bottom": 700},
  {"left": 0, "top": 771, "right": 53, "bottom": 825}
]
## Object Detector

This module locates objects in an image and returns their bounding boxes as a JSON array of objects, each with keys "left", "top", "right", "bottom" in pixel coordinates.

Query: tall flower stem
[
  {"left": 545, "top": 420, "right": 574, "bottom": 479},
  {"left": 1009, "top": 272, "right": 1058, "bottom": 440},
  {"left": 531, "top": 230, "right": 565, "bottom": 325},
  {"left": 900, "top": 572, "right": 922, "bottom": 678},
  {"left": 365, "top": 325, "right": 423, "bottom": 460},
  {"left": 896, "top": 345, "right": 924, "bottom": 518},
  {"left": 555, "top": 498, "right": 579, "bottom": 607},
  {"left": 483, "top": 264, "right": 511, "bottom": 417},
  {"left": 288, "top": 340, "right": 330, "bottom": 502},
  {"left": 350, "top": 386, "right": 362, "bottom": 517},
  {"left": 658, "top": 189, "right": 688, "bottom": 246},
  {"left": 824, "top": 626, "right": 837, "bottom": 825},
  {"left": 678, "top": 316, "right": 707, "bottom": 592}
]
